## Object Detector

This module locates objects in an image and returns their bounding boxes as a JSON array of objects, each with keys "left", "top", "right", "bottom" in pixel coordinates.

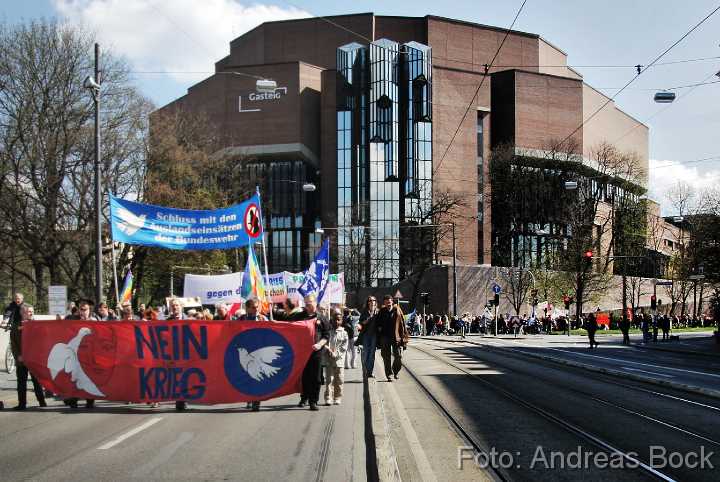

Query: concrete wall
[{"left": 582, "top": 84, "right": 649, "bottom": 180}]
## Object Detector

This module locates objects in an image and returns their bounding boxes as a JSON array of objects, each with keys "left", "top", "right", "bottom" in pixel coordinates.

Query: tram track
[
  {"left": 419, "top": 339, "right": 720, "bottom": 446},
  {"left": 403, "top": 341, "right": 717, "bottom": 481}
]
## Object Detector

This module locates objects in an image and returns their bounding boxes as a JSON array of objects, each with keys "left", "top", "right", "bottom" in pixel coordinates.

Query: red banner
[{"left": 21, "top": 319, "right": 315, "bottom": 404}]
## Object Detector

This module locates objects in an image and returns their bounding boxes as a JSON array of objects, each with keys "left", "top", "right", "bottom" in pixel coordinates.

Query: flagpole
[
  {"left": 256, "top": 185, "right": 274, "bottom": 321},
  {"left": 111, "top": 242, "right": 120, "bottom": 306}
]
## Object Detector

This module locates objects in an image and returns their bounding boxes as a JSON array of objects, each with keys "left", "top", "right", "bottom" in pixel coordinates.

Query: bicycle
[{"left": 1, "top": 323, "right": 15, "bottom": 374}]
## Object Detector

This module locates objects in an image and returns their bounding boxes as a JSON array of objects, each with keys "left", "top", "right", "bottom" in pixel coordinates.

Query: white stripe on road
[
  {"left": 622, "top": 367, "right": 674, "bottom": 378},
  {"left": 384, "top": 381, "right": 438, "bottom": 482},
  {"left": 97, "top": 417, "right": 163, "bottom": 450}
]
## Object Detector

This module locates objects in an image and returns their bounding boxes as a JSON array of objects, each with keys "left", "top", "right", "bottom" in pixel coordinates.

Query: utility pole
[
  {"left": 93, "top": 43, "right": 103, "bottom": 305},
  {"left": 452, "top": 221, "right": 457, "bottom": 317}
]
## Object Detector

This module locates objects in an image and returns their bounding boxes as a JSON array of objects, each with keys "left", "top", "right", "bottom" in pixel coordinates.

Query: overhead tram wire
[
  {"left": 433, "top": 0, "right": 529, "bottom": 177},
  {"left": 553, "top": 3, "right": 720, "bottom": 151}
]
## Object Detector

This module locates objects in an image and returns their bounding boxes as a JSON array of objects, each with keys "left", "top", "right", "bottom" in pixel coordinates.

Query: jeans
[
  {"left": 345, "top": 337, "right": 358, "bottom": 369},
  {"left": 361, "top": 334, "right": 377, "bottom": 376}
]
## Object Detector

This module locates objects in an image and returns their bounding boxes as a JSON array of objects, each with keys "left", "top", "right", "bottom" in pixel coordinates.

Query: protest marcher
[
  {"left": 136, "top": 303, "right": 146, "bottom": 320},
  {"left": 165, "top": 298, "right": 189, "bottom": 411},
  {"left": 343, "top": 308, "right": 359, "bottom": 369},
  {"left": 119, "top": 301, "right": 136, "bottom": 321},
  {"left": 358, "top": 296, "right": 379, "bottom": 378},
  {"left": 96, "top": 302, "right": 117, "bottom": 321},
  {"left": 288, "top": 294, "right": 329, "bottom": 411},
  {"left": 65, "top": 300, "right": 98, "bottom": 408},
  {"left": 324, "top": 308, "right": 348, "bottom": 405},
  {"left": 142, "top": 308, "right": 158, "bottom": 321},
  {"left": 214, "top": 303, "right": 230, "bottom": 320},
  {"left": 236, "top": 298, "right": 268, "bottom": 411},
  {"left": 376, "top": 295, "right": 409, "bottom": 381},
  {"left": 6, "top": 300, "right": 47, "bottom": 410},
  {"left": 586, "top": 310, "right": 599, "bottom": 349}
]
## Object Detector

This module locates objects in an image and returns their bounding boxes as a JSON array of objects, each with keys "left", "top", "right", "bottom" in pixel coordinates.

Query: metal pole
[
  {"left": 94, "top": 42, "right": 103, "bottom": 306},
  {"left": 170, "top": 269, "right": 174, "bottom": 297},
  {"left": 111, "top": 242, "right": 120, "bottom": 306},
  {"left": 494, "top": 303, "right": 497, "bottom": 336},
  {"left": 256, "top": 186, "right": 274, "bottom": 320},
  {"left": 452, "top": 221, "right": 457, "bottom": 317}
]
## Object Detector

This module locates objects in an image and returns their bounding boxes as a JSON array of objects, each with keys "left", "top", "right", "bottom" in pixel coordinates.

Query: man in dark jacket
[
  {"left": 377, "top": 295, "right": 409, "bottom": 381},
  {"left": 586, "top": 311, "right": 599, "bottom": 349},
  {"left": 5, "top": 297, "right": 47, "bottom": 410},
  {"left": 165, "top": 298, "right": 189, "bottom": 411},
  {"left": 288, "top": 294, "right": 329, "bottom": 411}
]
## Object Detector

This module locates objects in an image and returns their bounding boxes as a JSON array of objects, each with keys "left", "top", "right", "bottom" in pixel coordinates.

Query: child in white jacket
[{"left": 324, "top": 307, "right": 349, "bottom": 405}]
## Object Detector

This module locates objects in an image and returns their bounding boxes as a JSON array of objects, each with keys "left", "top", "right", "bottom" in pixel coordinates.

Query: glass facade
[
  {"left": 246, "top": 161, "right": 321, "bottom": 273},
  {"left": 336, "top": 39, "right": 433, "bottom": 287}
]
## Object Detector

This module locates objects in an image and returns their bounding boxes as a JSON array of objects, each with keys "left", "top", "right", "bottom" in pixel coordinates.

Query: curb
[
  {"left": 417, "top": 336, "right": 720, "bottom": 401},
  {"left": 365, "top": 376, "right": 401, "bottom": 481}
]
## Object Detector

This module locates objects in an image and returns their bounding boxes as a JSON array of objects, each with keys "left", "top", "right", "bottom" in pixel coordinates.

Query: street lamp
[
  {"left": 653, "top": 91, "right": 676, "bottom": 103},
  {"left": 84, "top": 43, "right": 103, "bottom": 306},
  {"left": 564, "top": 181, "right": 578, "bottom": 190},
  {"left": 274, "top": 179, "right": 316, "bottom": 192}
]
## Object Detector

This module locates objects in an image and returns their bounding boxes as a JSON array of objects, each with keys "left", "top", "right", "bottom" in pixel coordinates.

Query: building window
[{"left": 477, "top": 111, "right": 485, "bottom": 263}]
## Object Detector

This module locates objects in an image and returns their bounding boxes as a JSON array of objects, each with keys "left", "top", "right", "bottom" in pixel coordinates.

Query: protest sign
[
  {"left": 110, "top": 194, "right": 264, "bottom": 250},
  {"left": 183, "top": 272, "right": 243, "bottom": 305},
  {"left": 22, "top": 319, "right": 315, "bottom": 404}
]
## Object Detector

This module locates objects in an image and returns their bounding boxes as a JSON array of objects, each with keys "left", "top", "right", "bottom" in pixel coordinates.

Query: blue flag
[
  {"left": 109, "top": 194, "right": 264, "bottom": 250},
  {"left": 298, "top": 239, "right": 330, "bottom": 303}
]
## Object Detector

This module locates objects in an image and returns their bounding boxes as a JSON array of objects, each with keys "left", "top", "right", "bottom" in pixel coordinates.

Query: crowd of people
[{"left": 2, "top": 291, "right": 410, "bottom": 412}]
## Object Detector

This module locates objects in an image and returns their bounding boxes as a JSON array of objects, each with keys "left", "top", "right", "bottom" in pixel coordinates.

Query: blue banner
[
  {"left": 298, "top": 239, "right": 330, "bottom": 304},
  {"left": 110, "top": 195, "right": 264, "bottom": 250}
]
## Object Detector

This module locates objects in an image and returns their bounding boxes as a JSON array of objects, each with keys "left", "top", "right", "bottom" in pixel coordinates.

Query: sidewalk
[{"left": 630, "top": 331, "right": 719, "bottom": 357}]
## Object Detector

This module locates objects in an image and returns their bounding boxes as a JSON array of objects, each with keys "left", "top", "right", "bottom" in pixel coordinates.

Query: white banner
[
  {"left": 48, "top": 285, "right": 67, "bottom": 316},
  {"left": 183, "top": 272, "right": 243, "bottom": 305},
  {"left": 267, "top": 272, "right": 287, "bottom": 303},
  {"left": 323, "top": 273, "right": 345, "bottom": 306},
  {"left": 182, "top": 270, "right": 344, "bottom": 307}
]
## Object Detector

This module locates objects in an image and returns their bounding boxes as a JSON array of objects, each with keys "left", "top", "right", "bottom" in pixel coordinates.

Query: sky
[{"left": 4, "top": 0, "right": 719, "bottom": 213}]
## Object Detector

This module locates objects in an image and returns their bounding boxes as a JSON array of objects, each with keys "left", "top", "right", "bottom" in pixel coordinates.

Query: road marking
[
  {"left": 526, "top": 346, "right": 720, "bottom": 379},
  {"left": 97, "top": 417, "right": 163, "bottom": 450},
  {"left": 622, "top": 367, "right": 674, "bottom": 378},
  {"left": 384, "top": 381, "right": 437, "bottom": 482}
]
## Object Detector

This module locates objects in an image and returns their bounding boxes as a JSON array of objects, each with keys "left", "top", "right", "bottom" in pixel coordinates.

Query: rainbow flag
[
  {"left": 120, "top": 270, "right": 133, "bottom": 303},
  {"left": 241, "top": 245, "right": 266, "bottom": 302}
]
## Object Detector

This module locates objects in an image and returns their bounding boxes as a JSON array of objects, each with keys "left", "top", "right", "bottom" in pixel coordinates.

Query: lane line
[
  {"left": 97, "top": 417, "right": 163, "bottom": 450},
  {"left": 623, "top": 367, "right": 674, "bottom": 378},
  {"left": 384, "top": 381, "right": 438, "bottom": 482}
]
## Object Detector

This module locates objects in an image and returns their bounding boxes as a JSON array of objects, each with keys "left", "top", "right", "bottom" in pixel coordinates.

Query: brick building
[{"left": 155, "top": 13, "right": 656, "bottom": 303}]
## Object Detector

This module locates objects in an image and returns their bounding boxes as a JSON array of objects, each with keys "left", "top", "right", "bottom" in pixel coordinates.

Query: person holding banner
[
  {"left": 64, "top": 300, "right": 98, "bottom": 409},
  {"left": 165, "top": 298, "right": 188, "bottom": 411},
  {"left": 236, "top": 298, "right": 268, "bottom": 411},
  {"left": 9, "top": 304, "right": 47, "bottom": 410},
  {"left": 290, "top": 294, "right": 329, "bottom": 411}
]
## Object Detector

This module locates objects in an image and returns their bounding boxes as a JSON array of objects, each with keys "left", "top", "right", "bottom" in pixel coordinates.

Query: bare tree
[
  {"left": 0, "top": 20, "right": 153, "bottom": 308},
  {"left": 499, "top": 267, "right": 534, "bottom": 315}
]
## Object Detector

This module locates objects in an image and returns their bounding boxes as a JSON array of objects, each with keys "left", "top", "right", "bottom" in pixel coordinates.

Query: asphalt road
[
  {"left": 0, "top": 367, "right": 367, "bottom": 481},
  {"left": 403, "top": 338, "right": 720, "bottom": 481}
]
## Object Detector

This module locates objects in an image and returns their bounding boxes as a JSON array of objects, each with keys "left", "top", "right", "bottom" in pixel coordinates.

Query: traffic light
[
  {"left": 563, "top": 295, "right": 570, "bottom": 309},
  {"left": 650, "top": 295, "right": 657, "bottom": 310},
  {"left": 584, "top": 250, "right": 593, "bottom": 260},
  {"left": 421, "top": 292, "right": 430, "bottom": 306},
  {"left": 493, "top": 293, "right": 500, "bottom": 306}
]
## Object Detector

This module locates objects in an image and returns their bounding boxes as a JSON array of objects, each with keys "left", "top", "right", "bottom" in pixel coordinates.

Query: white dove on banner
[
  {"left": 116, "top": 207, "right": 146, "bottom": 236},
  {"left": 238, "top": 346, "right": 283, "bottom": 381},
  {"left": 47, "top": 327, "right": 105, "bottom": 397}
]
